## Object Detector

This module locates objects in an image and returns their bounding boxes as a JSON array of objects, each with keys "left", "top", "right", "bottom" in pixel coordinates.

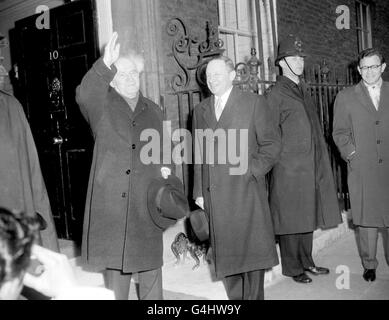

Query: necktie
[
  {"left": 215, "top": 97, "right": 222, "bottom": 121},
  {"left": 370, "top": 86, "right": 380, "bottom": 110}
]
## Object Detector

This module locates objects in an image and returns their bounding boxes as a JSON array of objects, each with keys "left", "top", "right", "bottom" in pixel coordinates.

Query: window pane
[
  {"left": 355, "top": 2, "right": 372, "bottom": 51},
  {"left": 220, "top": 32, "right": 236, "bottom": 62},
  {"left": 238, "top": 0, "right": 251, "bottom": 31},
  {"left": 221, "top": 0, "right": 238, "bottom": 29},
  {"left": 237, "top": 35, "right": 255, "bottom": 62}
]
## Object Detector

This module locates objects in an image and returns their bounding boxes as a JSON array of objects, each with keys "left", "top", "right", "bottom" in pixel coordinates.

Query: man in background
[{"left": 333, "top": 48, "right": 389, "bottom": 282}]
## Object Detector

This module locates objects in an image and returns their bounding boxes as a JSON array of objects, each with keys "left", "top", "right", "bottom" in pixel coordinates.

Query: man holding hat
[
  {"left": 193, "top": 56, "right": 280, "bottom": 299},
  {"left": 266, "top": 34, "right": 341, "bottom": 284},
  {"left": 76, "top": 32, "right": 184, "bottom": 300}
]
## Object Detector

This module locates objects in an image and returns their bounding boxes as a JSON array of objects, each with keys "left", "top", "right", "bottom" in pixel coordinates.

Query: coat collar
[
  {"left": 275, "top": 75, "right": 305, "bottom": 102},
  {"left": 201, "top": 86, "right": 242, "bottom": 129},
  {"left": 379, "top": 81, "right": 389, "bottom": 114},
  {"left": 109, "top": 89, "right": 148, "bottom": 120},
  {"left": 355, "top": 81, "right": 380, "bottom": 115}
]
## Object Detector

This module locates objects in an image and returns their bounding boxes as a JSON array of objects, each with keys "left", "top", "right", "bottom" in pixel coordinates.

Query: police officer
[{"left": 266, "top": 34, "right": 341, "bottom": 284}]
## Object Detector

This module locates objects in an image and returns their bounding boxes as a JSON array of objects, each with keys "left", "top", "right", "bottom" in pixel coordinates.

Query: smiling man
[
  {"left": 192, "top": 56, "right": 281, "bottom": 300},
  {"left": 266, "top": 34, "right": 341, "bottom": 284},
  {"left": 333, "top": 48, "right": 389, "bottom": 282}
]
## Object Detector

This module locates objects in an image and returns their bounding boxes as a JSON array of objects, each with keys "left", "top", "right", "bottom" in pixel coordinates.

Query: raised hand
[
  {"left": 22, "top": 245, "right": 78, "bottom": 298},
  {"left": 103, "top": 32, "right": 120, "bottom": 68}
]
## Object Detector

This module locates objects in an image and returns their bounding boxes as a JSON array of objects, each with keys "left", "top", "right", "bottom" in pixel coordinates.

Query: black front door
[{"left": 11, "top": 0, "right": 99, "bottom": 241}]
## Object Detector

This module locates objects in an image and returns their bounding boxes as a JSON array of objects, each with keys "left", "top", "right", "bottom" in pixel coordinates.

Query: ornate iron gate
[{"left": 166, "top": 18, "right": 357, "bottom": 211}]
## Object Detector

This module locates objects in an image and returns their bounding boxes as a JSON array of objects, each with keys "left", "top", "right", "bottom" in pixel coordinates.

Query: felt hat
[
  {"left": 275, "top": 34, "right": 307, "bottom": 65},
  {"left": 147, "top": 174, "right": 189, "bottom": 230},
  {"left": 188, "top": 209, "right": 209, "bottom": 242}
]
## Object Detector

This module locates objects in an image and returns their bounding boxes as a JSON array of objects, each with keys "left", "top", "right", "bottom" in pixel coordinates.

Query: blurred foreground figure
[
  {"left": 0, "top": 207, "right": 114, "bottom": 300},
  {"left": 0, "top": 89, "right": 58, "bottom": 252}
]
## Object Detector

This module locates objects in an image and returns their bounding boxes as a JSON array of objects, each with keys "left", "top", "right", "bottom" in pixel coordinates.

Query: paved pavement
[
  {"left": 265, "top": 230, "right": 389, "bottom": 300},
  {"left": 63, "top": 217, "right": 389, "bottom": 300}
]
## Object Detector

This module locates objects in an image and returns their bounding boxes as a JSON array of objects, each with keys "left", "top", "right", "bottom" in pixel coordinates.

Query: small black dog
[{"left": 171, "top": 232, "right": 208, "bottom": 270}]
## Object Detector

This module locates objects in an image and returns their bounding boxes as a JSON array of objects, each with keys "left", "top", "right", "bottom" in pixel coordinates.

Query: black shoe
[
  {"left": 293, "top": 273, "right": 312, "bottom": 284},
  {"left": 363, "top": 269, "right": 376, "bottom": 282},
  {"left": 305, "top": 266, "right": 330, "bottom": 275}
]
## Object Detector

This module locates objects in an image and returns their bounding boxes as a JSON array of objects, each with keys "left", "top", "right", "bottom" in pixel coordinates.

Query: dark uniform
[{"left": 266, "top": 35, "right": 341, "bottom": 282}]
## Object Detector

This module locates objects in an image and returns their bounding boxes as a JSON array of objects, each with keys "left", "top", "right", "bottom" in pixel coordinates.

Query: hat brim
[
  {"left": 275, "top": 52, "right": 307, "bottom": 65},
  {"left": 147, "top": 175, "right": 188, "bottom": 230}
]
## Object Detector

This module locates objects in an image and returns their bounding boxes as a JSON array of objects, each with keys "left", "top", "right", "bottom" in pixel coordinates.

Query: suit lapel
[
  {"left": 377, "top": 81, "right": 389, "bottom": 115},
  {"left": 355, "top": 81, "right": 378, "bottom": 115},
  {"left": 201, "top": 96, "right": 217, "bottom": 129}
]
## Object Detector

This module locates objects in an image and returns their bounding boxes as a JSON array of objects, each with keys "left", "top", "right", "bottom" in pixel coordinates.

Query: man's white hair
[{"left": 120, "top": 51, "right": 145, "bottom": 73}]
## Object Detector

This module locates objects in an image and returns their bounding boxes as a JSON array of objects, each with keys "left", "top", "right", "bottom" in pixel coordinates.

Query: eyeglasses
[{"left": 359, "top": 64, "right": 382, "bottom": 71}]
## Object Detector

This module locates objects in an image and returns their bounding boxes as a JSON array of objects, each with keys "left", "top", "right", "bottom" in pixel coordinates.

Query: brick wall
[
  {"left": 277, "top": 0, "right": 389, "bottom": 82},
  {"left": 277, "top": 0, "right": 359, "bottom": 83}
]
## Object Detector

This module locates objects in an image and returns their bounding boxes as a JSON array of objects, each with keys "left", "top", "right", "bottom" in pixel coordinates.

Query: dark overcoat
[
  {"left": 193, "top": 87, "right": 280, "bottom": 280},
  {"left": 0, "top": 90, "right": 59, "bottom": 251},
  {"left": 76, "top": 58, "right": 170, "bottom": 273},
  {"left": 333, "top": 81, "right": 389, "bottom": 227},
  {"left": 266, "top": 76, "right": 341, "bottom": 235}
]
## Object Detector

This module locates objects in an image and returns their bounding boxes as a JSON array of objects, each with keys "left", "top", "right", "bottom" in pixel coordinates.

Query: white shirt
[
  {"left": 365, "top": 78, "right": 382, "bottom": 110},
  {"left": 214, "top": 86, "right": 233, "bottom": 121}
]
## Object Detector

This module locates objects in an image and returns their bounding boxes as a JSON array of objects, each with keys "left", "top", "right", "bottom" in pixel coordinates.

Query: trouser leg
[
  {"left": 278, "top": 234, "right": 304, "bottom": 276},
  {"left": 358, "top": 226, "right": 379, "bottom": 270},
  {"left": 299, "top": 232, "right": 315, "bottom": 269},
  {"left": 246, "top": 269, "right": 265, "bottom": 300},
  {"left": 138, "top": 268, "right": 163, "bottom": 300},
  {"left": 223, "top": 270, "right": 265, "bottom": 300},
  {"left": 103, "top": 268, "right": 132, "bottom": 300},
  {"left": 223, "top": 273, "right": 244, "bottom": 300}
]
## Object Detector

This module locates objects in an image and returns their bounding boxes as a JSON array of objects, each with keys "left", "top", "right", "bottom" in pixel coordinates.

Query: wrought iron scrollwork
[
  {"left": 167, "top": 18, "right": 224, "bottom": 92},
  {"left": 233, "top": 48, "right": 262, "bottom": 93}
]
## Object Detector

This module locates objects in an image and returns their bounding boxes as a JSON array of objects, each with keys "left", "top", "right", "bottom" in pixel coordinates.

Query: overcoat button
[
  {"left": 122, "top": 193, "right": 127, "bottom": 198},
  {"left": 126, "top": 170, "right": 131, "bottom": 175}
]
